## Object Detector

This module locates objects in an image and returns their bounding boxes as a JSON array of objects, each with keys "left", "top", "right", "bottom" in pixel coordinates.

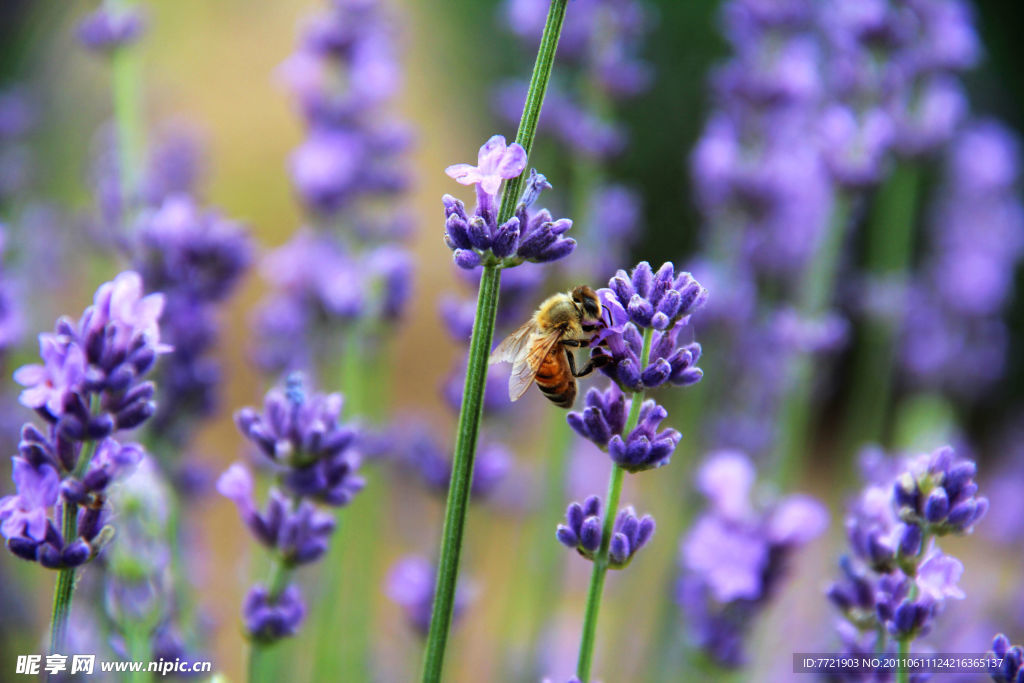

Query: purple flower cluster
[
  {"left": 501, "top": 0, "right": 651, "bottom": 147},
  {"left": 568, "top": 383, "right": 681, "bottom": 473},
  {"left": 901, "top": 121, "right": 1024, "bottom": 397},
  {"left": 253, "top": 0, "right": 415, "bottom": 373},
  {"left": 827, "top": 447, "right": 985, "bottom": 667},
  {"left": 677, "top": 451, "right": 827, "bottom": 667},
  {"left": 219, "top": 374, "right": 363, "bottom": 641},
  {"left": 76, "top": 5, "right": 147, "bottom": 53},
  {"left": 556, "top": 495, "right": 654, "bottom": 568},
  {"left": 0, "top": 272, "right": 164, "bottom": 568},
  {"left": 989, "top": 634, "right": 1024, "bottom": 683},
  {"left": 133, "top": 195, "right": 252, "bottom": 446},
  {"left": 590, "top": 262, "right": 706, "bottom": 394},
  {"left": 279, "top": 0, "right": 409, "bottom": 213},
  {"left": 386, "top": 555, "right": 471, "bottom": 636},
  {"left": 399, "top": 429, "right": 510, "bottom": 502},
  {"left": 443, "top": 143, "right": 576, "bottom": 269},
  {"left": 820, "top": 0, "right": 979, "bottom": 165},
  {"left": 0, "top": 226, "right": 23, "bottom": 354}
]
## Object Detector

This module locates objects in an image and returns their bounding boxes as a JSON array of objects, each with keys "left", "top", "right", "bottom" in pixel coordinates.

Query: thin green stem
[
  {"left": 247, "top": 556, "right": 292, "bottom": 683},
  {"left": 575, "top": 328, "right": 653, "bottom": 682},
  {"left": 421, "top": 2, "right": 568, "bottom": 680},
  {"left": 896, "top": 637, "right": 910, "bottom": 683},
  {"left": 421, "top": 265, "right": 502, "bottom": 682},
  {"left": 496, "top": 0, "right": 569, "bottom": 226},
  {"left": 110, "top": 8, "right": 145, "bottom": 231},
  {"left": 49, "top": 433, "right": 100, "bottom": 655},
  {"left": 773, "top": 192, "right": 851, "bottom": 488},
  {"left": 842, "top": 163, "right": 922, "bottom": 457}
]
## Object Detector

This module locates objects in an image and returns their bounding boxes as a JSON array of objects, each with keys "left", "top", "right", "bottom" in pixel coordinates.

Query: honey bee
[{"left": 489, "top": 285, "right": 607, "bottom": 408}]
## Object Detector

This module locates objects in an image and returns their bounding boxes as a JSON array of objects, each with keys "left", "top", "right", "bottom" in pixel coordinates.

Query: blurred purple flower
[
  {"left": 386, "top": 555, "right": 471, "bottom": 636},
  {"left": 77, "top": 6, "right": 147, "bottom": 52},
  {"left": 443, "top": 160, "right": 576, "bottom": 269},
  {"left": 679, "top": 450, "right": 827, "bottom": 667},
  {"left": 243, "top": 584, "right": 306, "bottom": 643}
]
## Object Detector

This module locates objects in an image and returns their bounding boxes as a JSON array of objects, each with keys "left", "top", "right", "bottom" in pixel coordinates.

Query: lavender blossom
[
  {"left": 679, "top": 451, "right": 828, "bottom": 666},
  {"left": 386, "top": 555, "right": 471, "bottom": 637},
  {"left": 989, "top": 634, "right": 1024, "bottom": 683},
  {"left": 402, "top": 430, "right": 510, "bottom": 501},
  {"left": 220, "top": 373, "right": 362, "bottom": 642},
  {"left": 900, "top": 120, "right": 1024, "bottom": 396},
  {"left": 0, "top": 272, "right": 163, "bottom": 569},
  {"left": 892, "top": 446, "right": 988, "bottom": 535},
  {"left": 243, "top": 584, "right": 306, "bottom": 643},
  {"left": 568, "top": 383, "right": 682, "bottom": 473},
  {"left": 443, "top": 143, "right": 576, "bottom": 269},
  {"left": 76, "top": 6, "right": 147, "bottom": 53},
  {"left": 827, "top": 445, "right": 985, "bottom": 673},
  {"left": 590, "top": 262, "right": 706, "bottom": 393},
  {"left": 233, "top": 374, "right": 363, "bottom": 505},
  {"left": 131, "top": 196, "right": 252, "bottom": 445},
  {"left": 556, "top": 495, "right": 654, "bottom": 568},
  {"left": 253, "top": 0, "right": 414, "bottom": 373}
]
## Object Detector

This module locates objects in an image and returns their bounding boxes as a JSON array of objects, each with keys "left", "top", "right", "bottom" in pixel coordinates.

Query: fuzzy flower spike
[
  {"left": 568, "top": 260, "right": 707, "bottom": 681},
  {"left": 443, "top": 136, "right": 576, "bottom": 269}
]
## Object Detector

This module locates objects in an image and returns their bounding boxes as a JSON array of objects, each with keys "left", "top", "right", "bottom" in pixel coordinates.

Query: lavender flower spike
[
  {"left": 220, "top": 373, "right": 362, "bottom": 644},
  {"left": 568, "top": 382, "right": 682, "bottom": 472},
  {"left": 386, "top": 555, "right": 472, "bottom": 637},
  {"left": 442, "top": 137, "right": 576, "bottom": 269},
  {"left": 557, "top": 495, "right": 655, "bottom": 568}
]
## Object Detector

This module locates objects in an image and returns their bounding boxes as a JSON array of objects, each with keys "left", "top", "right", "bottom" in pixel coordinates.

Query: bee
[{"left": 489, "top": 285, "right": 607, "bottom": 408}]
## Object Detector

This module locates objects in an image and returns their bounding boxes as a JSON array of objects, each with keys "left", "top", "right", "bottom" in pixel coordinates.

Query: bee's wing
[
  {"left": 489, "top": 321, "right": 537, "bottom": 365},
  {"left": 508, "top": 329, "right": 563, "bottom": 402}
]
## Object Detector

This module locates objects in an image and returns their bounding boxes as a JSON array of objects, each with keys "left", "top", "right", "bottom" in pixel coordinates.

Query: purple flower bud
[
  {"left": 243, "top": 584, "right": 306, "bottom": 643},
  {"left": 556, "top": 525, "right": 578, "bottom": 548},
  {"left": 454, "top": 249, "right": 481, "bottom": 270},
  {"left": 580, "top": 516, "right": 602, "bottom": 553},
  {"left": 491, "top": 218, "right": 521, "bottom": 258},
  {"left": 923, "top": 489, "right": 950, "bottom": 523},
  {"left": 467, "top": 216, "right": 492, "bottom": 251},
  {"left": 61, "top": 540, "right": 90, "bottom": 567},
  {"left": 897, "top": 523, "right": 923, "bottom": 557},
  {"left": 609, "top": 533, "right": 629, "bottom": 565}
]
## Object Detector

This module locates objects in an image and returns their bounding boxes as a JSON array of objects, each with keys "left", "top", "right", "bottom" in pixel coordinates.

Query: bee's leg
[{"left": 566, "top": 348, "right": 611, "bottom": 378}]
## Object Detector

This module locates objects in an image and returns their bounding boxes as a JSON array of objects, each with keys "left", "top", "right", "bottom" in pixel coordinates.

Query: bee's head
[{"left": 571, "top": 285, "right": 602, "bottom": 321}]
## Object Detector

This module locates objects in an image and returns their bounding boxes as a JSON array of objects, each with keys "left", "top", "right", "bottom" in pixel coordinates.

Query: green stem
[
  {"left": 247, "top": 557, "right": 291, "bottom": 683},
  {"left": 421, "top": 264, "right": 501, "bottom": 682},
  {"left": 575, "top": 328, "right": 652, "bottom": 682},
  {"left": 49, "top": 434, "right": 101, "bottom": 655},
  {"left": 110, "top": 9, "right": 145, "bottom": 231},
  {"left": 125, "top": 622, "right": 152, "bottom": 683},
  {"left": 421, "top": 2, "right": 568, "bottom": 680},
  {"left": 773, "top": 192, "right": 851, "bottom": 488},
  {"left": 842, "top": 163, "right": 922, "bottom": 456},
  {"left": 896, "top": 637, "right": 910, "bottom": 683},
  {"left": 495, "top": 0, "right": 568, "bottom": 226}
]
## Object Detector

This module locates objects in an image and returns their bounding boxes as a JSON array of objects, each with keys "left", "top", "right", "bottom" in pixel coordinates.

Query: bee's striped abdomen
[{"left": 535, "top": 346, "right": 577, "bottom": 408}]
